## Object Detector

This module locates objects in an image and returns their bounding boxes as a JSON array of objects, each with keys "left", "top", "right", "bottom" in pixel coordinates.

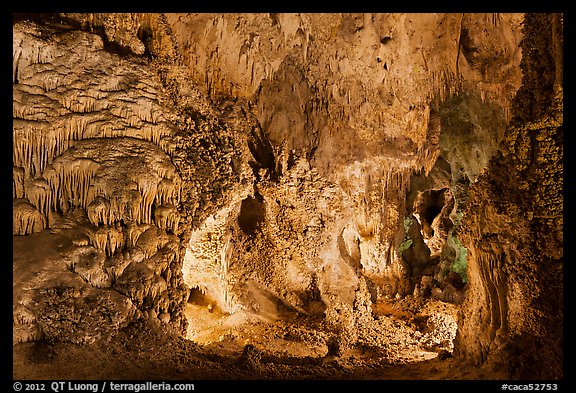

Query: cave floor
[
  {"left": 12, "top": 324, "right": 500, "bottom": 380},
  {"left": 12, "top": 224, "right": 506, "bottom": 380},
  {"left": 13, "top": 299, "right": 507, "bottom": 380}
]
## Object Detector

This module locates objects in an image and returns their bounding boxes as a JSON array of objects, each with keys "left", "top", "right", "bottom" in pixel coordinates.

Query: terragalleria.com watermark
[{"left": 12, "top": 382, "right": 195, "bottom": 392}]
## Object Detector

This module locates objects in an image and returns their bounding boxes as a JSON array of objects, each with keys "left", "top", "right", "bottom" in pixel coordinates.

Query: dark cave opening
[
  {"left": 188, "top": 287, "right": 210, "bottom": 307},
  {"left": 419, "top": 189, "right": 447, "bottom": 231},
  {"left": 238, "top": 194, "right": 266, "bottom": 236}
]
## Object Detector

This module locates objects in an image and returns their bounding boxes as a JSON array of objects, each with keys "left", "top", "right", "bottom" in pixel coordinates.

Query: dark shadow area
[{"left": 238, "top": 194, "right": 266, "bottom": 236}]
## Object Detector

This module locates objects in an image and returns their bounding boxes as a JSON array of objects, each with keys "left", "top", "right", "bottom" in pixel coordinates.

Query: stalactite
[
  {"left": 39, "top": 70, "right": 63, "bottom": 92},
  {"left": 106, "top": 190, "right": 143, "bottom": 226},
  {"left": 87, "top": 196, "right": 112, "bottom": 226},
  {"left": 504, "top": 104, "right": 511, "bottom": 123},
  {"left": 127, "top": 223, "right": 153, "bottom": 247},
  {"left": 136, "top": 181, "right": 157, "bottom": 225},
  {"left": 426, "top": 67, "right": 460, "bottom": 110},
  {"left": 13, "top": 21, "right": 194, "bottom": 344},
  {"left": 89, "top": 226, "right": 110, "bottom": 254},
  {"left": 163, "top": 240, "right": 180, "bottom": 256},
  {"left": 30, "top": 132, "right": 49, "bottom": 178},
  {"left": 65, "top": 114, "right": 90, "bottom": 144},
  {"left": 12, "top": 95, "right": 47, "bottom": 120},
  {"left": 143, "top": 251, "right": 170, "bottom": 277},
  {"left": 156, "top": 292, "right": 171, "bottom": 316},
  {"left": 13, "top": 167, "right": 25, "bottom": 199},
  {"left": 47, "top": 159, "right": 100, "bottom": 214},
  {"left": 14, "top": 39, "right": 53, "bottom": 80},
  {"left": 156, "top": 178, "right": 180, "bottom": 206},
  {"left": 14, "top": 61, "right": 179, "bottom": 197},
  {"left": 13, "top": 43, "right": 22, "bottom": 83},
  {"left": 159, "top": 138, "right": 177, "bottom": 157},
  {"left": 72, "top": 95, "right": 99, "bottom": 113},
  {"left": 106, "top": 224, "right": 125, "bottom": 257},
  {"left": 13, "top": 199, "right": 45, "bottom": 235},
  {"left": 134, "top": 99, "right": 156, "bottom": 124},
  {"left": 100, "top": 75, "right": 123, "bottom": 92},
  {"left": 148, "top": 275, "right": 168, "bottom": 304},
  {"left": 31, "top": 41, "right": 53, "bottom": 65},
  {"left": 26, "top": 177, "right": 52, "bottom": 221},
  {"left": 13, "top": 128, "right": 38, "bottom": 177},
  {"left": 154, "top": 204, "right": 179, "bottom": 233},
  {"left": 491, "top": 13, "right": 501, "bottom": 27}
]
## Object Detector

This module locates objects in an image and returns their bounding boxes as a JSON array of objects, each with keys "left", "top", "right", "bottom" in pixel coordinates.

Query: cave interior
[{"left": 11, "top": 12, "right": 563, "bottom": 381}]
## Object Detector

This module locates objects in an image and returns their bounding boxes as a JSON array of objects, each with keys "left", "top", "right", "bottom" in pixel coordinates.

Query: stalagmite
[
  {"left": 13, "top": 300, "right": 45, "bottom": 343},
  {"left": 13, "top": 322, "right": 44, "bottom": 344},
  {"left": 13, "top": 304, "right": 37, "bottom": 325}
]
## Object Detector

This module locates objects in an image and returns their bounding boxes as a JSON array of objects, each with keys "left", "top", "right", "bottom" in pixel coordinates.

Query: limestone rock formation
[
  {"left": 12, "top": 17, "right": 191, "bottom": 342},
  {"left": 13, "top": 12, "right": 562, "bottom": 380},
  {"left": 455, "top": 13, "right": 563, "bottom": 379}
]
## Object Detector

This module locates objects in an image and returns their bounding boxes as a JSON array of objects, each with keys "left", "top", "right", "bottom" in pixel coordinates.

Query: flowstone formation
[
  {"left": 13, "top": 13, "right": 562, "bottom": 380},
  {"left": 12, "top": 17, "right": 248, "bottom": 344}
]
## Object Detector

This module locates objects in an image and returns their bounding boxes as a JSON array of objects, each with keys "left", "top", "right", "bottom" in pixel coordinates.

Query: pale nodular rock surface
[{"left": 13, "top": 13, "right": 562, "bottom": 380}]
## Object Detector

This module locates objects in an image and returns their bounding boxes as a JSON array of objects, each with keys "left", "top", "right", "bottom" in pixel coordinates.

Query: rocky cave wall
[
  {"left": 13, "top": 12, "right": 562, "bottom": 378},
  {"left": 455, "top": 13, "right": 563, "bottom": 379},
  {"left": 12, "top": 15, "right": 256, "bottom": 343},
  {"left": 12, "top": 18, "right": 191, "bottom": 342},
  {"left": 96, "top": 11, "right": 523, "bottom": 323},
  {"left": 135, "top": 12, "right": 521, "bottom": 308}
]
